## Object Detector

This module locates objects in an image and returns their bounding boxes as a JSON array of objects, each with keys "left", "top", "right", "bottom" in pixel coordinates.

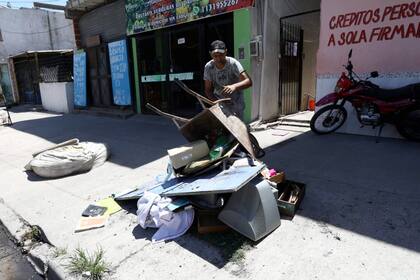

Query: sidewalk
[{"left": 1, "top": 108, "right": 419, "bottom": 279}]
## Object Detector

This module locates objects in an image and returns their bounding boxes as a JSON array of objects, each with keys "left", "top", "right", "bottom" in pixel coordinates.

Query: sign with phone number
[{"left": 126, "top": 0, "right": 254, "bottom": 35}]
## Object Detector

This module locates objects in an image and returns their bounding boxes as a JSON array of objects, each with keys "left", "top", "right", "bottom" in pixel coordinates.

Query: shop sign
[
  {"left": 169, "top": 72, "right": 194, "bottom": 80},
  {"left": 317, "top": 0, "right": 420, "bottom": 75},
  {"left": 141, "top": 74, "right": 167, "bottom": 82},
  {"left": 108, "top": 39, "right": 132, "bottom": 106},
  {"left": 73, "top": 51, "right": 87, "bottom": 107},
  {"left": 126, "top": 0, "right": 254, "bottom": 35}
]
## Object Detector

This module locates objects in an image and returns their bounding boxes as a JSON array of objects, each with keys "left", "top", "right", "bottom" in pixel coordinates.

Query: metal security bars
[{"left": 279, "top": 21, "right": 303, "bottom": 116}]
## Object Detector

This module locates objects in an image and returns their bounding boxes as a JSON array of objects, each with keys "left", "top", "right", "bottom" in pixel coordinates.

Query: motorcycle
[{"left": 310, "top": 49, "right": 420, "bottom": 141}]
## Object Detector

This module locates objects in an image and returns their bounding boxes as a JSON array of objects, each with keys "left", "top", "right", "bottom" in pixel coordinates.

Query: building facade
[
  {"left": 0, "top": 6, "right": 75, "bottom": 103},
  {"left": 66, "top": 0, "right": 419, "bottom": 137},
  {"left": 126, "top": 1, "right": 254, "bottom": 120}
]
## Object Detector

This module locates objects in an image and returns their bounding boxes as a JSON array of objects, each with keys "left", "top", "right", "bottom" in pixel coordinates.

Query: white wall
[
  {"left": 39, "top": 82, "right": 74, "bottom": 113},
  {"left": 251, "top": 0, "right": 320, "bottom": 121},
  {"left": 286, "top": 12, "right": 320, "bottom": 110},
  {"left": 0, "top": 7, "right": 75, "bottom": 60},
  {"left": 48, "top": 11, "right": 76, "bottom": 50}
]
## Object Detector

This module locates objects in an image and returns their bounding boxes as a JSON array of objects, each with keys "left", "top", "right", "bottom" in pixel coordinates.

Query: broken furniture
[
  {"left": 196, "top": 208, "right": 229, "bottom": 234},
  {"left": 117, "top": 80, "right": 282, "bottom": 241}
]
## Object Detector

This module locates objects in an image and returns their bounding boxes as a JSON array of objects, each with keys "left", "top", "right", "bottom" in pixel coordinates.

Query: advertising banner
[
  {"left": 126, "top": 0, "right": 254, "bottom": 35},
  {"left": 108, "top": 39, "right": 132, "bottom": 106},
  {"left": 73, "top": 51, "right": 87, "bottom": 107},
  {"left": 317, "top": 0, "right": 420, "bottom": 75}
]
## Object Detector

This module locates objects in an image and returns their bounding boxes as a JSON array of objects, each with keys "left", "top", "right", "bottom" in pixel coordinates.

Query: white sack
[{"left": 25, "top": 142, "right": 109, "bottom": 178}]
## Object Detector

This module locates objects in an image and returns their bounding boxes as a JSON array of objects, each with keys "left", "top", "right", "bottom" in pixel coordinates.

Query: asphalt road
[{"left": 0, "top": 223, "right": 43, "bottom": 280}]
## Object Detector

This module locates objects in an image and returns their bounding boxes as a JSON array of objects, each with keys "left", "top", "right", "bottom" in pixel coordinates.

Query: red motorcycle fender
[{"left": 315, "top": 92, "right": 340, "bottom": 106}]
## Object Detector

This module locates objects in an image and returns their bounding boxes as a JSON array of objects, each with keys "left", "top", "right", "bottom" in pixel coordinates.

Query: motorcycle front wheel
[
  {"left": 310, "top": 104, "right": 347, "bottom": 134},
  {"left": 396, "top": 106, "right": 420, "bottom": 141}
]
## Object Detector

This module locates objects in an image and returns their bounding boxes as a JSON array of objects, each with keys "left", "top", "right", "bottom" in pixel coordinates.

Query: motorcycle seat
[{"left": 363, "top": 83, "right": 420, "bottom": 101}]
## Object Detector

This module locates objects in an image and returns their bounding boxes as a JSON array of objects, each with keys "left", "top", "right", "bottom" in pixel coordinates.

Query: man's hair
[{"left": 210, "top": 40, "right": 226, "bottom": 54}]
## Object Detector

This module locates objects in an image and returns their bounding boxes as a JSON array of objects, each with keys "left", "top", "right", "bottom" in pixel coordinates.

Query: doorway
[
  {"left": 279, "top": 10, "right": 320, "bottom": 115},
  {"left": 136, "top": 13, "right": 234, "bottom": 117},
  {"left": 86, "top": 45, "right": 113, "bottom": 107},
  {"left": 0, "top": 64, "right": 13, "bottom": 104},
  {"left": 279, "top": 21, "right": 303, "bottom": 115},
  {"left": 168, "top": 25, "right": 203, "bottom": 116}
]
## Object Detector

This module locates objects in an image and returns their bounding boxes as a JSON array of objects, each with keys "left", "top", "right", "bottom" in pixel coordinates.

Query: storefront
[
  {"left": 316, "top": 0, "right": 420, "bottom": 137},
  {"left": 126, "top": 1, "right": 254, "bottom": 120},
  {"left": 248, "top": 0, "right": 321, "bottom": 121},
  {"left": 248, "top": 0, "right": 419, "bottom": 139},
  {"left": 67, "top": 0, "right": 135, "bottom": 114}
]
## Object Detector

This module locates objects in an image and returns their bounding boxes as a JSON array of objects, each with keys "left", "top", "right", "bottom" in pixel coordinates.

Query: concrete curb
[{"left": 0, "top": 199, "right": 72, "bottom": 280}]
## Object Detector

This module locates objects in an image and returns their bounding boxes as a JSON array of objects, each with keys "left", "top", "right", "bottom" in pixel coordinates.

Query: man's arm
[
  {"left": 204, "top": 79, "right": 217, "bottom": 101},
  {"left": 221, "top": 71, "right": 253, "bottom": 95}
]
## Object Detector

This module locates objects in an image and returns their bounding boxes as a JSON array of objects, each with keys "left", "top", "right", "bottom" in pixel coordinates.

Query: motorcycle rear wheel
[
  {"left": 310, "top": 104, "right": 347, "bottom": 134},
  {"left": 396, "top": 106, "right": 420, "bottom": 141}
]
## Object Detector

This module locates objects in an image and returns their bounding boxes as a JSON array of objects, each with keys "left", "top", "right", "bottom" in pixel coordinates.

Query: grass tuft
[
  {"left": 23, "top": 226, "right": 42, "bottom": 242},
  {"left": 67, "top": 247, "right": 110, "bottom": 280},
  {"left": 53, "top": 246, "right": 67, "bottom": 258}
]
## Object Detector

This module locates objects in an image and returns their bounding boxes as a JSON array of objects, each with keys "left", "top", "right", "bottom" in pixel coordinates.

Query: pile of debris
[
  {"left": 107, "top": 80, "right": 306, "bottom": 242},
  {"left": 27, "top": 80, "right": 305, "bottom": 242}
]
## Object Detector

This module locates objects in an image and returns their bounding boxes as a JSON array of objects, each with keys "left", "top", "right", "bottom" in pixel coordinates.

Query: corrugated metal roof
[
  {"left": 10, "top": 49, "right": 73, "bottom": 58},
  {"left": 65, "top": 0, "right": 107, "bottom": 12}
]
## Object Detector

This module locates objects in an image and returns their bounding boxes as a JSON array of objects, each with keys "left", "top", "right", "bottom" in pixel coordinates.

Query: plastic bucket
[{"left": 308, "top": 99, "right": 315, "bottom": 111}]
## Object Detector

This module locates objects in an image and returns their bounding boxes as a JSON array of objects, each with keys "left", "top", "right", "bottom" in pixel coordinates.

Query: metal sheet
[
  {"left": 164, "top": 164, "right": 265, "bottom": 196},
  {"left": 114, "top": 163, "right": 265, "bottom": 200},
  {"left": 79, "top": 0, "right": 126, "bottom": 47}
]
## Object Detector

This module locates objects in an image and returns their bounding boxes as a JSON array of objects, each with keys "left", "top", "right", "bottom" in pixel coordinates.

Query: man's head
[{"left": 210, "top": 40, "right": 227, "bottom": 64}]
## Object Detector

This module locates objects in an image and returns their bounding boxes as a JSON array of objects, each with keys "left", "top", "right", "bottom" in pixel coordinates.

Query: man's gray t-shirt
[{"left": 203, "top": 56, "right": 245, "bottom": 118}]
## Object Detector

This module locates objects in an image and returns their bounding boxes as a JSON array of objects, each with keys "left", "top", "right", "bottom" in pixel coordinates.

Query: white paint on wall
[
  {"left": 250, "top": 0, "right": 320, "bottom": 121},
  {"left": 39, "top": 82, "right": 74, "bottom": 113},
  {"left": 0, "top": 8, "right": 75, "bottom": 60}
]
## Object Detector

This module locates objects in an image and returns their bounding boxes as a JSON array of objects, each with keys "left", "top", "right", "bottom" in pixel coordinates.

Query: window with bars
[{"left": 38, "top": 53, "right": 73, "bottom": 83}]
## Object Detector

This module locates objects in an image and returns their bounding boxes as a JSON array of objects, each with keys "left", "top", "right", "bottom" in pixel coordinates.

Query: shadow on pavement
[
  {"left": 131, "top": 225, "right": 154, "bottom": 241},
  {"left": 263, "top": 131, "right": 420, "bottom": 253},
  {"left": 8, "top": 108, "right": 420, "bottom": 263},
  {"left": 127, "top": 129, "right": 420, "bottom": 267},
  {"left": 7, "top": 112, "right": 186, "bottom": 169}
]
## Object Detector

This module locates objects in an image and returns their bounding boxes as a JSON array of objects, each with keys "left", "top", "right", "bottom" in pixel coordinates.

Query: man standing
[{"left": 204, "top": 40, "right": 252, "bottom": 120}]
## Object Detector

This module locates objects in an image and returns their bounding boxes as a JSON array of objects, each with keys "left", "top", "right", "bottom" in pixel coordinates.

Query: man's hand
[{"left": 221, "top": 85, "right": 237, "bottom": 96}]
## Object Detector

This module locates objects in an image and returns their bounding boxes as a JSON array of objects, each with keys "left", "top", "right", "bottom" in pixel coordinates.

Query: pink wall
[{"left": 317, "top": 0, "right": 420, "bottom": 75}]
